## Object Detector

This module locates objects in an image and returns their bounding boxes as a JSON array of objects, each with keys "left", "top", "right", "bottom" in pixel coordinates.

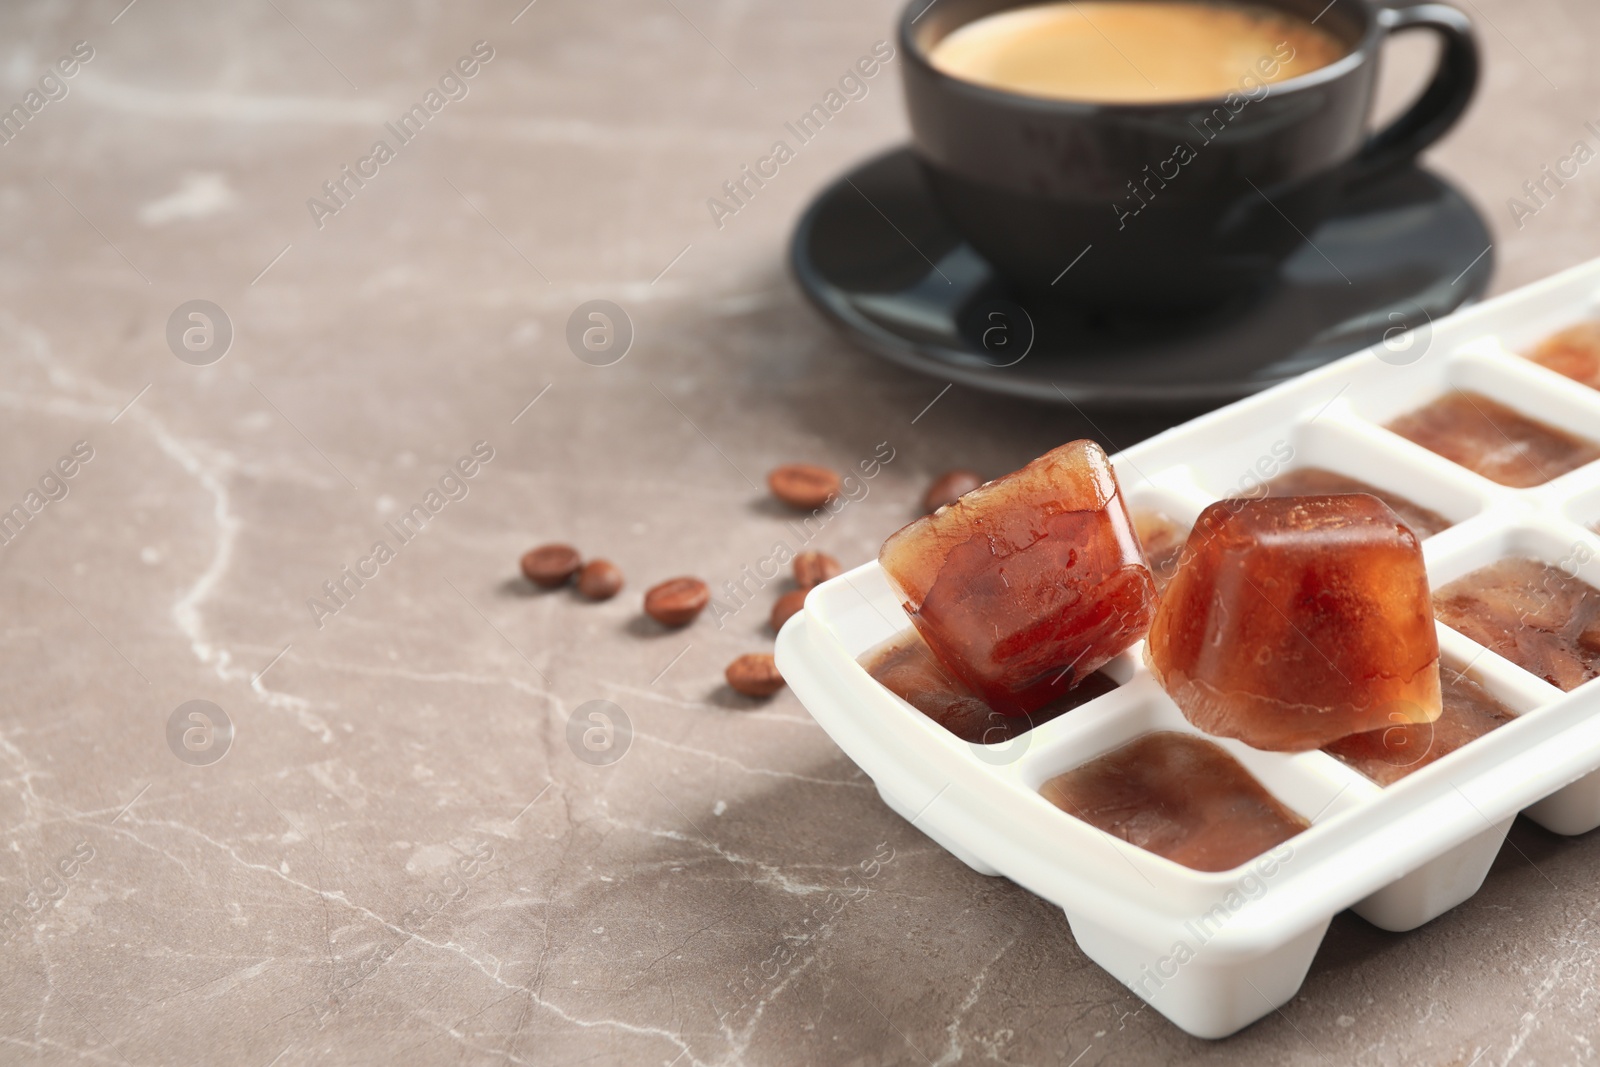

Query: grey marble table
[{"left": 2, "top": 0, "right": 1598, "bottom": 1064}]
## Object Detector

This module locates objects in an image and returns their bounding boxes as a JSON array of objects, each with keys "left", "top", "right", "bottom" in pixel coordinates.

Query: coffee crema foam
[{"left": 927, "top": 1, "right": 1346, "bottom": 103}]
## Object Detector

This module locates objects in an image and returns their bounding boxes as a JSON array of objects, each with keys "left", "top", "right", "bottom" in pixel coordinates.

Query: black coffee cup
[{"left": 900, "top": 0, "right": 1479, "bottom": 310}]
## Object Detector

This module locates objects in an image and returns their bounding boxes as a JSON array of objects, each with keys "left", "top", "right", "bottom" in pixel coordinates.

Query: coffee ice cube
[
  {"left": 1263, "top": 466, "right": 1453, "bottom": 539},
  {"left": 1386, "top": 390, "right": 1600, "bottom": 488},
  {"left": 878, "top": 440, "right": 1155, "bottom": 716},
  {"left": 861, "top": 629, "right": 1117, "bottom": 745},
  {"left": 1528, "top": 321, "right": 1600, "bottom": 390},
  {"left": 1323, "top": 663, "right": 1516, "bottom": 786},
  {"left": 1434, "top": 557, "right": 1600, "bottom": 691},
  {"left": 1039, "top": 732, "right": 1307, "bottom": 872},
  {"left": 1146, "top": 494, "right": 1442, "bottom": 751},
  {"left": 1131, "top": 508, "right": 1190, "bottom": 594}
]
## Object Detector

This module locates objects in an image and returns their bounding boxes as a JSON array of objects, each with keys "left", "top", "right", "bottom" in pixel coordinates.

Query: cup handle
[{"left": 1348, "top": 2, "right": 1479, "bottom": 181}]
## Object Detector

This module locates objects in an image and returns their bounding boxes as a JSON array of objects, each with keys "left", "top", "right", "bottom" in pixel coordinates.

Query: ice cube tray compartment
[
  {"left": 1013, "top": 686, "right": 1371, "bottom": 870},
  {"left": 1346, "top": 349, "right": 1600, "bottom": 490},
  {"left": 1425, "top": 515, "right": 1600, "bottom": 595},
  {"left": 776, "top": 255, "right": 1600, "bottom": 1039}
]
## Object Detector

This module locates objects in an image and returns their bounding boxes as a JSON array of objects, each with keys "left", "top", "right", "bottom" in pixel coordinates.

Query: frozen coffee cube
[
  {"left": 1263, "top": 466, "right": 1452, "bottom": 539},
  {"left": 1131, "top": 508, "right": 1190, "bottom": 594},
  {"left": 878, "top": 440, "right": 1155, "bottom": 716},
  {"left": 861, "top": 629, "right": 1117, "bottom": 745},
  {"left": 1323, "top": 663, "right": 1516, "bottom": 786},
  {"left": 1146, "top": 494, "right": 1442, "bottom": 751},
  {"left": 1434, "top": 558, "right": 1600, "bottom": 691},
  {"left": 1528, "top": 321, "right": 1600, "bottom": 390},
  {"left": 1386, "top": 390, "right": 1600, "bottom": 488},
  {"left": 1040, "top": 732, "right": 1307, "bottom": 872}
]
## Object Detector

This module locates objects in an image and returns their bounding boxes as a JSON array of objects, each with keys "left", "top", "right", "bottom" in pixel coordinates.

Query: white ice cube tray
[{"left": 775, "top": 255, "right": 1600, "bottom": 1039}]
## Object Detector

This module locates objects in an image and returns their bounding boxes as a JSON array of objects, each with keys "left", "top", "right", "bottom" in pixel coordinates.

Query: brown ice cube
[
  {"left": 1263, "top": 466, "right": 1452, "bottom": 539},
  {"left": 861, "top": 629, "right": 1117, "bottom": 745},
  {"left": 1582, "top": 617, "right": 1600, "bottom": 656},
  {"left": 1527, "top": 321, "right": 1600, "bottom": 390},
  {"left": 1385, "top": 390, "right": 1600, "bottom": 488},
  {"left": 878, "top": 440, "right": 1155, "bottom": 716},
  {"left": 1039, "top": 732, "right": 1308, "bottom": 873},
  {"left": 1323, "top": 663, "right": 1516, "bottom": 786},
  {"left": 1434, "top": 558, "right": 1600, "bottom": 691},
  {"left": 1146, "top": 494, "right": 1442, "bottom": 751},
  {"left": 1131, "top": 509, "right": 1190, "bottom": 594}
]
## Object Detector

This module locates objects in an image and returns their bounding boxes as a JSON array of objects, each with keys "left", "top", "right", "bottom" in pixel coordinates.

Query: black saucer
[{"left": 791, "top": 148, "right": 1494, "bottom": 409}]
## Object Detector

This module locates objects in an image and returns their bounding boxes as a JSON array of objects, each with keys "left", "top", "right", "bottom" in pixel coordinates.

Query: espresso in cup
[
  {"left": 927, "top": 1, "right": 1346, "bottom": 103},
  {"left": 900, "top": 0, "right": 1480, "bottom": 309}
]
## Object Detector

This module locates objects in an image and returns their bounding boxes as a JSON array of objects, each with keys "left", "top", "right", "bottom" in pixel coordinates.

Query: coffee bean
[
  {"left": 726, "top": 652, "right": 785, "bottom": 698},
  {"left": 577, "top": 559, "right": 624, "bottom": 601},
  {"left": 770, "top": 588, "right": 809, "bottom": 632},
  {"left": 768, "top": 463, "right": 842, "bottom": 510},
  {"left": 644, "top": 576, "right": 709, "bottom": 626},
  {"left": 793, "top": 551, "right": 841, "bottom": 589},
  {"left": 922, "top": 469, "right": 984, "bottom": 513},
  {"left": 521, "top": 543, "right": 582, "bottom": 588}
]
